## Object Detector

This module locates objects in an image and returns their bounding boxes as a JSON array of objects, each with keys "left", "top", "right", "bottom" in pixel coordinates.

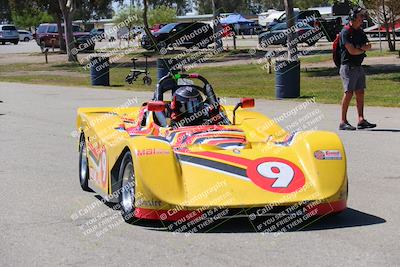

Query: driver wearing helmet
[{"left": 170, "top": 86, "right": 207, "bottom": 127}]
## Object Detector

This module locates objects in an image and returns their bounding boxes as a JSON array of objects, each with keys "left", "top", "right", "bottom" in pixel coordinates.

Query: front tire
[
  {"left": 119, "top": 152, "right": 136, "bottom": 223},
  {"left": 79, "top": 134, "right": 91, "bottom": 191},
  {"left": 24, "top": 37, "right": 30, "bottom": 42}
]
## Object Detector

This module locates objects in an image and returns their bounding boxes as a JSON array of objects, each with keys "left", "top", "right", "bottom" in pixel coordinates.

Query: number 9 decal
[{"left": 247, "top": 157, "right": 305, "bottom": 193}]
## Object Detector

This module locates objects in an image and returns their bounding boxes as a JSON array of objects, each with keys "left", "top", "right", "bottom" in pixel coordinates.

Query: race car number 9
[{"left": 247, "top": 157, "right": 305, "bottom": 193}]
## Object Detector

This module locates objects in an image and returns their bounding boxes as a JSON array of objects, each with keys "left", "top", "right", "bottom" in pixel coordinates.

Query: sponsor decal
[
  {"left": 136, "top": 199, "right": 162, "bottom": 207},
  {"left": 314, "top": 150, "right": 342, "bottom": 160},
  {"left": 135, "top": 148, "right": 170, "bottom": 157},
  {"left": 88, "top": 145, "right": 108, "bottom": 190}
]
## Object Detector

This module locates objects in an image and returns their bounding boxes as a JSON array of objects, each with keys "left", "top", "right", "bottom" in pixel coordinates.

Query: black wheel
[
  {"left": 0, "top": 41, "right": 4, "bottom": 45},
  {"left": 143, "top": 76, "right": 152, "bottom": 86},
  {"left": 119, "top": 152, "right": 136, "bottom": 223},
  {"left": 24, "top": 37, "right": 29, "bottom": 42},
  {"left": 79, "top": 134, "right": 91, "bottom": 191},
  {"left": 13, "top": 40, "right": 18, "bottom": 45}
]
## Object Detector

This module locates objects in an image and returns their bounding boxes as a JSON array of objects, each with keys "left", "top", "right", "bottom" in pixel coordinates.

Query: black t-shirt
[{"left": 340, "top": 26, "right": 369, "bottom": 66}]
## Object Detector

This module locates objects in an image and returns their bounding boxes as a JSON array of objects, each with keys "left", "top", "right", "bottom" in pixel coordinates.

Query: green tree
[
  {"left": 11, "top": 9, "right": 53, "bottom": 29},
  {"left": 73, "top": 0, "right": 120, "bottom": 21},
  {"left": 148, "top": 6, "right": 177, "bottom": 26},
  {"left": 148, "top": 0, "right": 189, "bottom": 16},
  {"left": 196, "top": 0, "right": 249, "bottom": 14},
  {"left": 363, "top": 0, "right": 400, "bottom": 51}
]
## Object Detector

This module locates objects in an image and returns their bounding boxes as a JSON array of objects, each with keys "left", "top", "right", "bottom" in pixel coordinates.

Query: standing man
[{"left": 339, "top": 7, "right": 377, "bottom": 130}]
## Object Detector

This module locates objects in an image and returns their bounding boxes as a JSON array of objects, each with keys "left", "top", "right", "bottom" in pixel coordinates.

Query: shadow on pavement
[
  {"left": 93, "top": 194, "right": 385, "bottom": 233},
  {"left": 133, "top": 208, "right": 386, "bottom": 234},
  {"left": 368, "top": 129, "right": 400, "bottom": 132}
]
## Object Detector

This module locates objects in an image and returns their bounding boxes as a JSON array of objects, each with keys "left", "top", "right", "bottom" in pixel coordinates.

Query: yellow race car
[{"left": 77, "top": 73, "right": 347, "bottom": 223}]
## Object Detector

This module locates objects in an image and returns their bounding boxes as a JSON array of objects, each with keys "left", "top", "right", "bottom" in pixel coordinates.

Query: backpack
[{"left": 333, "top": 25, "right": 352, "bottom": 67}]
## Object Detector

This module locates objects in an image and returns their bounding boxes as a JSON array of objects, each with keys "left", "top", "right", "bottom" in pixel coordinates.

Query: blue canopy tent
[
  {"left": 220, "top": 14, "right": 256, "bottom": 35},
  {"left": 220, "top": 14, "right": 253, "bottom": 24}
]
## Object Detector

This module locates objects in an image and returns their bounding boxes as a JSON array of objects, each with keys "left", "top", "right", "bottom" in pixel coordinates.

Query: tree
[
  {"left": 148, "top": 0, "right": 189, "bottom": 16},
  {"left": 0, "top": 0, "right": 12, "bottom": 23},
  {"left": 114, "top": 5, "right": 143, "bottom": 44},
  {"left": 58, "top": 0, "right": 77, "bottom": 62},
  {"left": 73, "top": 0, "right": 116, "bottom": 21},
  {"left": 148, "top": 6, "right": 176, "bottom": 26},
  {"left": 11, "top": 9, "right": 53, "bottom": 29},
  {"left": 196, "top": 0, "right": 249, "bottom": 14},
  {"left": 364, "top": 0, "right": 400, "bottom": 51}
]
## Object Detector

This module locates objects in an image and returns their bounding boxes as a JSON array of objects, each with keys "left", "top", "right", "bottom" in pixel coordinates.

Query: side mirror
[
  {"left": 147, "top": 101, "right": 165, "bottom": 112},
  {"left": 233, "top": 98, "right": 255, "bottom": 125},
  {"left": 240, "top": 98, "right": 255, "bottom": 108}
]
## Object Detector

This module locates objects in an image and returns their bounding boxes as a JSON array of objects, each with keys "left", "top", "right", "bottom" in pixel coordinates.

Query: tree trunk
[
  {"left": 284, "top": 0, "right": 298, "bottom": 61},
  {"left": 58, "top": 0, "right": 77, "bottom": 62},
  {"left": 143, "top": 0, "right": 156, "bottom": 51},
  {"left": 382, "top": 0, "right": 395, "bottom": 51},
  {"left": 56, "top": 14, "right": 66, "bottom": 52},
  {"left": 391, "top": 16, "right": 396, "bottom": 50},
  {"left": 212, "top": 0, "right": 223, "bottom": 51}
]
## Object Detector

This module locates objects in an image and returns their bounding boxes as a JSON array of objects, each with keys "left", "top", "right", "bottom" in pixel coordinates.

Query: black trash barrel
[
  {"left": 275, "top": 60, "right": 300, "bottom": 98},
  {"left": 90, "top": 56, "right": 110, "bottom": 86}
]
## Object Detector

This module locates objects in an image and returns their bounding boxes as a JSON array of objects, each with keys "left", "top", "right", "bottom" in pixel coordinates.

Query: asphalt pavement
[{"left": 0, "top": 82, "right": 399, "bottom": 266}]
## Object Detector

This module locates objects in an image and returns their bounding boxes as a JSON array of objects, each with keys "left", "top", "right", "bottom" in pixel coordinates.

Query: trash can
[
  {"left": 275, "top": 60, "right": 300, "bottom": 98},
  {"left": 90, "top": 56, "right": 110, "bottom": 86}
]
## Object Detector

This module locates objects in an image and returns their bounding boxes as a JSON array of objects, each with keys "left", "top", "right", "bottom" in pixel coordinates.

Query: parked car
[
  {"left": 269, "top": 10, "right": 342, "bottom": 42},
  {"left": 89, "top": 28, "right": 105, "bottom": 41},
  {"left": 35, "top": 23, "right": 94, "bottom": 51},
  {"left": 0, "top": 24, "right": 19, "bottom": 45},
  {"left": 259, "top": 22, "right": 323, "bottom": 47},
  {"left": 141, "top": 22, "right": 213, "bottom": 50},
  {"left": 150, "top": 23, "right": 165, "bottom": 33},
  {"left": 18, "top": 30, "right": 33, "bottom": 42}
]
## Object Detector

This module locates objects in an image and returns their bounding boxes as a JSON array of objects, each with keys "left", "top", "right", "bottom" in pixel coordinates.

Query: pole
[{"left": 284, "top": 0, "right": 297, "bottom": 61}]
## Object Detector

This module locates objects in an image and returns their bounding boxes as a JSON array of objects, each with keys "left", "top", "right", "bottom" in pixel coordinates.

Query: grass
[
  {"left": 0, "top": 54, "right": 399, "bottom": 107},
  {"left": 300, "top": 49, "right": 398, "bottom": 64}
]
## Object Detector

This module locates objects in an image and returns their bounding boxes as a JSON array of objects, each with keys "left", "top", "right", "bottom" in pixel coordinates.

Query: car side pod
[{"left": 233, "top": 98, "right": 255, "bottom": 125}]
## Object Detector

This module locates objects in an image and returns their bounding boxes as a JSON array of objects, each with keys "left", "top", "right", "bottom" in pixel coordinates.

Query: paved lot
[
  {"left": 0, "top": 36, "right": 394, "bottom": 55},
  {"left": 0, "top": 82, "right": 399, "bottom": 266}
]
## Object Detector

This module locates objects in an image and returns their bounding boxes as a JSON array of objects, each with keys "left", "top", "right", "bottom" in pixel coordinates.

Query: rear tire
[
  {"left": 79, "top": 134, "right": 91, "bottom": 191},
  {"left": 13, "top": 40, "right": 18, "bottom": 45},
  {"left": 119, "top": 152, "right": 136, "bottom": 223},
  {"left": 24, "top": 37, "right": 29, "bottom": 42}
]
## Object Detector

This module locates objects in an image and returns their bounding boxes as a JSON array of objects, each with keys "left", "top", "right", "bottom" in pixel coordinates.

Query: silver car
[
  {"left": 18, "top": 30, "right": 33, "bottom": 42},
  {"left": 0, "top": 24, "right": 19, "bottom": 45}
]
